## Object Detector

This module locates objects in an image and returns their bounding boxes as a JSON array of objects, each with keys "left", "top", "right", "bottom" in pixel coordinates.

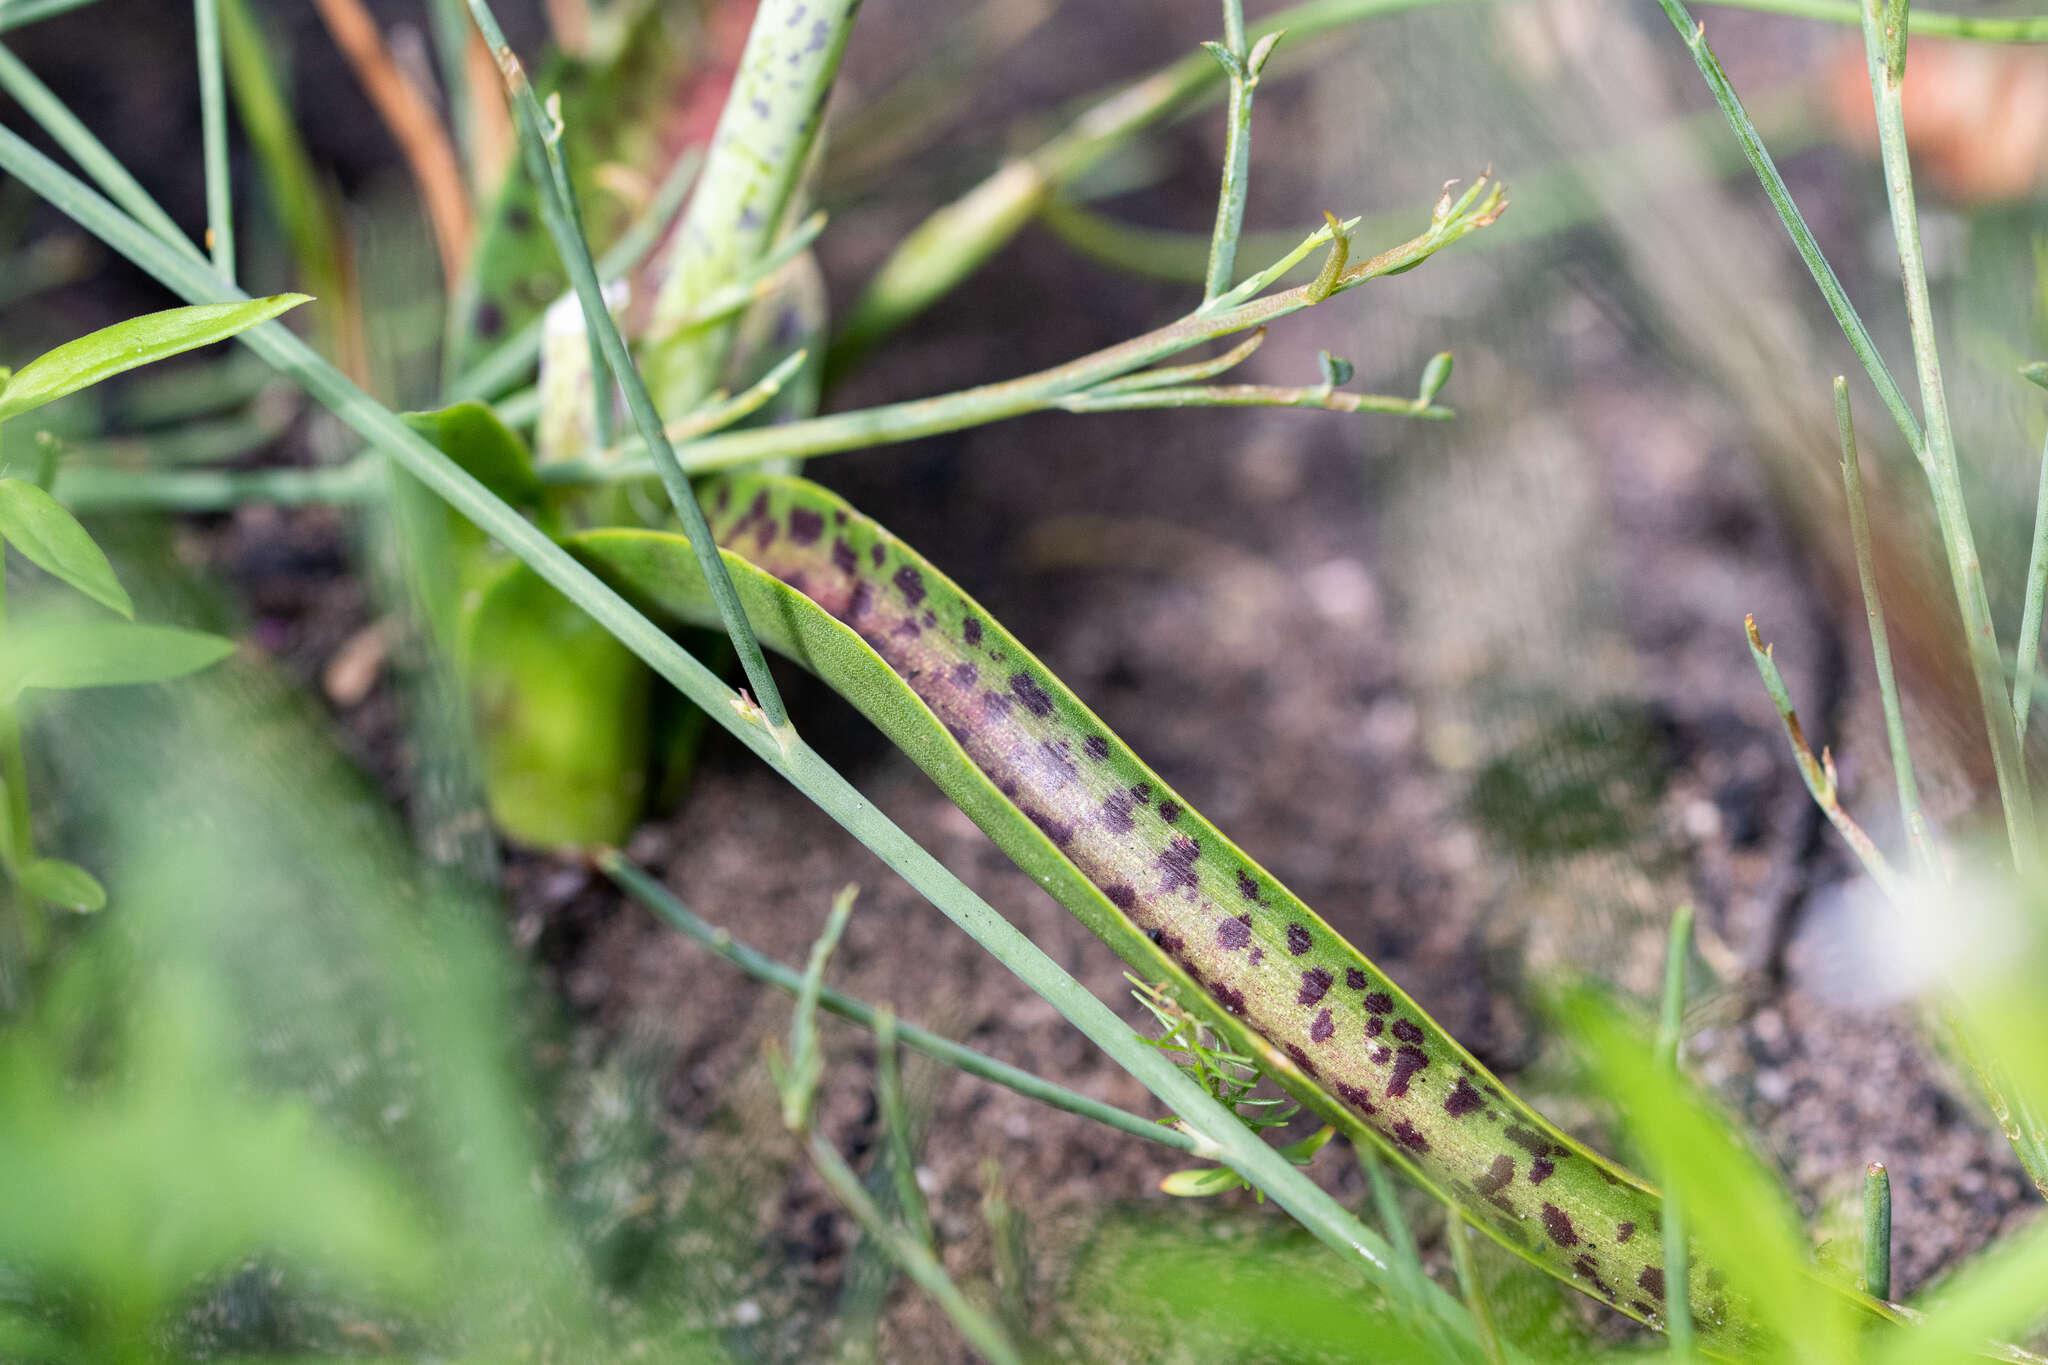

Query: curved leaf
[
  {"left": 457, "top": 557, "right": 650, "bottom": 849},
  {"left": 19, "top": 857, "right": 105, "bottom": 913},
  {"left": 0, "top": 477, "right": 131, "bottom": 617},
  {"left": 554, "top": 474, "right": 1715, "bottom": 1334},
  {"left": 0, "top": 295, "right": 309, "bottom": 422},
  {"left": 0, "top": 619, "right": 235, "bottom": 700}
]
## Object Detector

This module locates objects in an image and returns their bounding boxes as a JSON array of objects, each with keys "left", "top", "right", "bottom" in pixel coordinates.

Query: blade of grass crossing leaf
[
  {"left": 596, "top": 852, "right": 1203, "bottom": 1154},
  {"left": 0, "top": 119, "right": 1484, "bottom": 1332},
  {"left": 1658, "top": 905, "right": 1698, "bottom": 1358},
  {"left": 194, "top": 0, "right": 233, "bottom": 279},
  {"left": 463, "top": 0, "right": 793, "bottom": 735}
]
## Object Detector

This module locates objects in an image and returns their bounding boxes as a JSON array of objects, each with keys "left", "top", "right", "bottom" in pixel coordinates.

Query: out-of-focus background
[{"left": 4, "top": 0, "right": 2047, "bottom": 1359}]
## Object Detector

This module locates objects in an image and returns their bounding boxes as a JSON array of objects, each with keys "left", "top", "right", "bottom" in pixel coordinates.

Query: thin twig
[
  {"left": 311, "top": 0, "right": 473, "bottom": 286},
  {"left": 1855, "top": 0, "right": 2036, "bottom": 870},
  {"left": 805, "top": 1131, "right": 1025, "bottom": 1365},
  {"left": 595, "top": 850, "right": 1201, "bottom": 1153},
  {"left": 1059, "top": 381, "right": 1450, "bottom": 418},
  {"left": 2013, "top": 398, "right": 2048, "bottom": 742},
  {"left": 1745, "top": 615, "right": 1909, "bottom": 901},
  {"left": 1199, "top": 1, "right": 1279, "bottom": 304},
  {"left": 194, "top": 0, "right": 233, "bottom": 279},
  {"left": 875, "top": 1007, "right": 935, "bottom": 1251},
  {"left": 1836, "top": 378, "right": 1935, "bottom": 873}
]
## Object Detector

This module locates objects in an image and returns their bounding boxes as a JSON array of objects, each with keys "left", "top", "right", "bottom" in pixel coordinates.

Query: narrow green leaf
[
  {"left": 0, "top": 619, "right": 235, "bottom": 700},
  {"left": 19, "top": 856, "right": 104, "bottom": 912},
  {"left": 0, "top": 294, "right": 308, "bottom": 421},
  {"left": 0, "top": 477, "right": 131, "bottom": 616},
  {"left": 1161, "top": 1166, "right": 1246, "bottom": 1197}
]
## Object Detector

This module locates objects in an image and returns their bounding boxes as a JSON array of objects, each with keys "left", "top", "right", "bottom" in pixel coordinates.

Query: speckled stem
[
  {"left": 572, "top": 473, "right": 1719, "bottom": 1335},
  {"left": 644, "top": 0, "right": 857, "bottom": 413}
]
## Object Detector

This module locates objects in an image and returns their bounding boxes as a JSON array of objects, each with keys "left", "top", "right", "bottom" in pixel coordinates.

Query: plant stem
[
  {"left": 805, "top": 1129, "right": 1025, "bottom": 1365},
  {"left": 1747, "top": 616, "right": 1909, "bottom": 900},
  {"left": 1857, "top": 0, "right": 2035, "bottom": 872},
  {"left": 0, "top": 554, "right": 42, "bottom": 962},
  {"left": 194, "top": 0, "right": 233, "bottom": 280},
  {"left": 1863, "top": 1160, "right": 1892, "bottom": 1300},
  {"left": 1447, "top": 1216, "right": 1506, "bottom": 1365},
  {"left": 1200, "top": 0, "right": 1270, "bottom": 305},
  {"left": 446, "top": 146, "right": 702, "bottom": 404},
  {"left": 1655, "top": 0, "right": 1927, "bottom": 460},
  {"left": 597, "top": 850, "right": 1202, "bottom": 1154},
  {"left": 0, "top": 42, "right": 198, "bottom": 257},
  {"left": 1657, "top": 905, "right": 1697, "bottom": 1358},
  {"left": 2014, "top": 428, "right": 2048, "bottom": 745},
  {"left": 875, "top": 1007, "right": 936, "bottom": 1251},
  {"left": 60, "top": 190, "right": 1498, "bottom": 514},
  {"left": 469, "top": 0, "right": 793, "bottom": 736},
  {"left": 645, "top": 0, "right": 858, "bottom": 412},
  {"left": 0, "top": 0, "right": 105, "bottom": 33},
  {"left": 1836, "top": 377, "right": 1934, "bottom": 873}
]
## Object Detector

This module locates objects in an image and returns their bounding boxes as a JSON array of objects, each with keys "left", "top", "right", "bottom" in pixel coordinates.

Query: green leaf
[
  {"left": 20, "top": 858, "right": 105, "bottom": 913},
  {"left": 457, "top": 559, "right": 650, "bottom": 849},
  {"left": 401, "top": 401, "right": 542, "bottom": 506},
  {"left": 0, "top": 478, "right": 132, "bottom": 617},
  {"left": 0, "top": 295, "right": 309, "bottom": 422},
  {"left": 0, "top": 619, "right": 235, "bottom": 701},
  {"left": 1160, "top": 1166, "right": 1246, "bottom": 1198}
]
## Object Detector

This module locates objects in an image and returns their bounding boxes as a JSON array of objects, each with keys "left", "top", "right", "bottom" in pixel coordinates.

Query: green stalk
[
  {"left": 0, "top": 43, "right": 198, "bottom": 257},
  {"left": 644, "top": 0, "right": 858, "bottom": 411},
  {"left": 1856, "top": 0, "right": 2035, "bottom": 871},
  {"left": 597, "top": 850, "right": 1201, "bottom": 1154},
  {"left": 0, "top": 554, "right": 42, "bottom": 962},
  {"left": 1199, "top": 2, "right": 1277, "bottom": 305},
  {"left": 1653, "top": 0, "right": 1923, "bottom": 456},
  {"left": 61, "top": 191, "right": 1498, "bottom": 514},
  {"left": 2013, "top": 423, "right": 2048, "bottom": 744},
  {"left": 424, "top": 0, "right": 473, "bottom": 186},
  {"left": 805, "top": 1129, "right": 1025, "bottom": 1365},
  {"left": 2, "top": 129, "right": 1445, "bottom": 1311},
  {"left": 875, "top": 1007, "right": 936, "bottom": 1250},
  {"left": 0, "top": 0, "right": 104, "bottom": 31},
  {"left": 1657, "top": 905, "right": 1697, "bottom": 1359},
  {"left": 468, "top": 0, "right": 793, "bottom": 736},
  {"left": 1837, "top": 378, "right": 1933, "bottom": 872},
  {"left": 1448, "top": 1217, "right": 1506, "bottom": 1365},
  {"left": 194, "top": 0, "right": 233, "bottom": 280},
  {"left": 1863, "top": 1160, "right": 1892, "bottom": 1300},
  {"left": 446, "top": 146, "right": 702, "bottom": 404}
]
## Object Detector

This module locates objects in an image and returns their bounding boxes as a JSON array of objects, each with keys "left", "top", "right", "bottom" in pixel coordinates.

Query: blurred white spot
[{"left": 1300, "top": 557, "right": 1381, "bottom": 633}]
